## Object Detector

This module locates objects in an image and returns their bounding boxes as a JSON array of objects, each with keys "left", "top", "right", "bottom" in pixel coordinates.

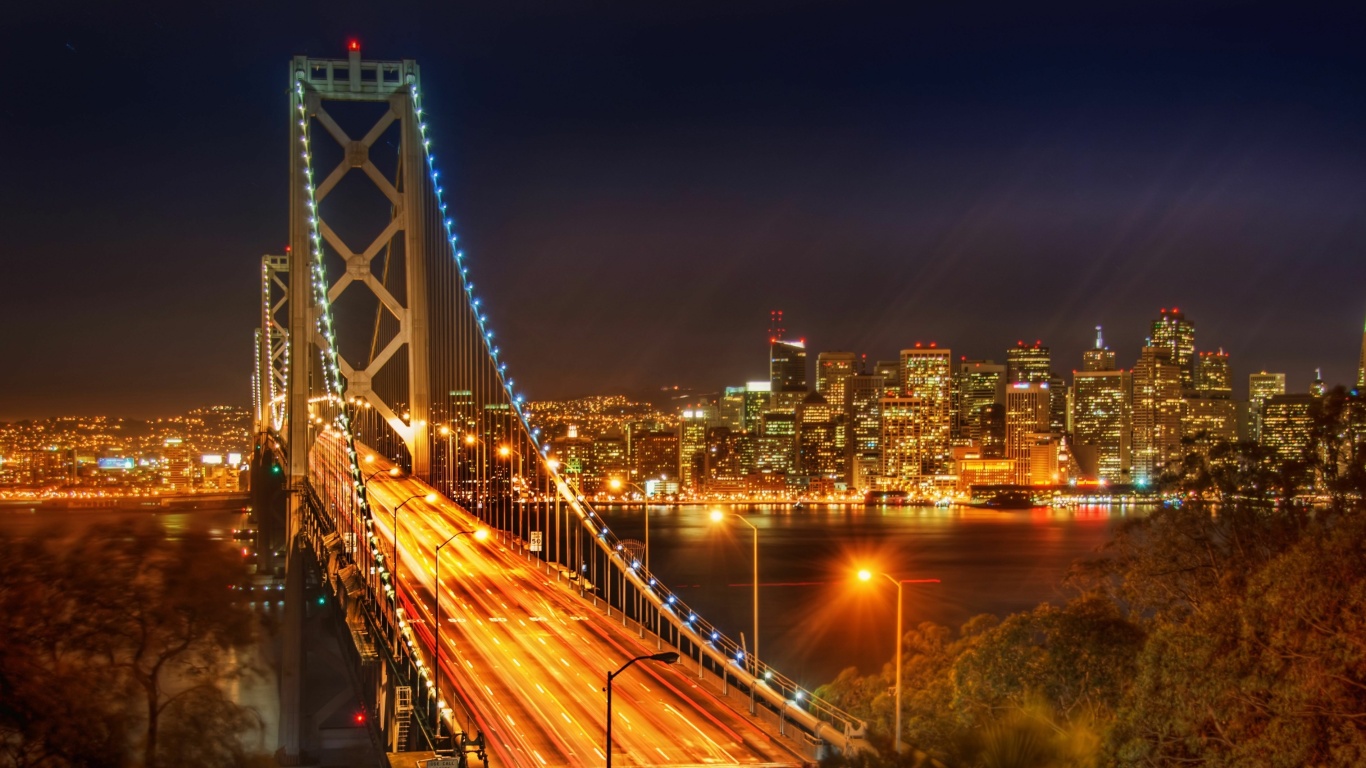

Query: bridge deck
[{"left": 363, "top": 457, "right": 805, "bottom": 767}]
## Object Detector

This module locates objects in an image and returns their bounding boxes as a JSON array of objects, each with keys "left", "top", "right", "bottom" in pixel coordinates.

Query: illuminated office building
[
  {"left": 816, "top": 351, "right": 859, "bottom": 411},
  {"left": 1007, "top": 341, "right": 1051, "bottom": 384},
  {"left": 1151, "top": 307, "right": 1197, "bottom": 390},
  {"left": 797, "top": 391, "right": 844, "bottom": 481},
  {"left": 1083, "top": 326, "right": 1117, "bottom": 372},
  {"left": 742, "top": 381, "right": 771, "bottom": 434},
  {"left": 634, "top": 431, "right": 680, "bottom": 485},
  {"left": 953, "top": 360, "right": 1005, "bottom": 442},
  {"left": 1132, "top": 346, "right": 1183, "bottom": 484},
  {"left": 1248, "top": 372, "right": 1287, "bottom": 442},
  {"left": 880, "top": 396, "right": 925, "bottom": 488},
  {"left": 1261, "top": 394, "right": 1316, "bottom": 463},
  {"left": 1071, "top": 369, "right": 1132, "bottom": 482},
  {"left": 679, "top": 406, "right": 713, "bottom": 492},
  {"left": 1005, "top": 383, "right": 1050, "bottom": 485},
  {"left": 1196, "top": 350, "right": 1232, "bottom": 397},
  {"left": 756, "top": 411, "right": 796, "bottom": 474},
  {"left": 1358, "top": 316, "right": 1366, "bottom": 389},
  {"left": 770, "top": 339, "right": 808, "bottom": 396},
  {"left": 1183, "top": 396, "right": 1238, "bottom": 444},
  {"left": 719, "top": 386, "right": 746, "bottom": 432},
  {"left": 846, "top": 373, "right": 886, "bottom": 490},
  {"left": 899, "top": 345, "right": 953, "bottom": 474}
]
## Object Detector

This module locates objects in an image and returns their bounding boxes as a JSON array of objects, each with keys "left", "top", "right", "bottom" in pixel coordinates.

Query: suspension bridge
[{"left": 250, "top": 46, "right": 867, "bottom": 767}]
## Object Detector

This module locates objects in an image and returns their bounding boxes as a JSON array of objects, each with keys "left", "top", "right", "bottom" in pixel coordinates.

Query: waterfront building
[
  {"left": 1132, "top": 345, "right": 1183, "bottom": 484},
  {"left": 1183, "top": 395, "right": 1238, "bottom": 445},
  {"left": 899, "top": 345, "right": 953, "bottom": 474},
  {"left": 952, "top": 360, "right": 1005, "bottom": 442},
  {"left": 1071, "top": 369, "right": 1132, "bottom": 482},
  {"left": 1249, "top": 372, "right": 1287, "bottom": 442},
  {"left": 757, "top": 411, "right": 796, "bottom": 474},
  {"left": 1005, "top": 382, "right": 1050, "bottom": 485},
  {"left": 1151, "top": 307, "right": 1197, "bottom": 390},
  {"left": 1007, "top": 341, "right": 1051, "bottom": 385},
  {"left": 816, "top": 351, "right": 858, "bottom": 411}
]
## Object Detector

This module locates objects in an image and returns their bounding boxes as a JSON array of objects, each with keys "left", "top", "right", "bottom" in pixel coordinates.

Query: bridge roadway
[{"left": 359, "top": 456, "right": 804, "bottom": 767}]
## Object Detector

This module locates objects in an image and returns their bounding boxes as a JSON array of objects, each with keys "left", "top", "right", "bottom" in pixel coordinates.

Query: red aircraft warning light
[{"left": 348, "top": 40, "right": 360, "bottom": 52}]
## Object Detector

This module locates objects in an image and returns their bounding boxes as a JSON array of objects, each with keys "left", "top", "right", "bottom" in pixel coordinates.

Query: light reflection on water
[{"left": 597, "top": 503, "right": 1140, "bottom": 686}]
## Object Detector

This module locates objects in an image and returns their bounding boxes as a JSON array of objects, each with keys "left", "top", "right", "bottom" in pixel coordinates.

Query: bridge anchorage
[{"left": 250, "top": 44, "right": 870, "bottom": 767}]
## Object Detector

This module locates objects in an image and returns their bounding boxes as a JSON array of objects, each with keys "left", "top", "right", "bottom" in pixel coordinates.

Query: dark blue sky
[{"left": 3, "top": 1, "right": 1364, "bottom": 419}]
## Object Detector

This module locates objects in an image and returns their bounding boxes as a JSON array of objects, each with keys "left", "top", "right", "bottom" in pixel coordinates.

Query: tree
[{"left": 0, "top": 521, "right": 264, "bottom": 767}]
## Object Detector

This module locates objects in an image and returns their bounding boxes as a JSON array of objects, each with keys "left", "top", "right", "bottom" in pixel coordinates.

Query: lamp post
[
  {"left": 389, "top": 493, "right": 436, "bottom": 611},
  {"left": 857, "top": 569, "right": 941, "bottom": 754},
  {"left": 605, "top": 652, "right": 679, "bottom": 767},
  {"left": 498, "top": 444, "right": 525, "bottom": 552},
  {"left": 433, "top": 526, "right": 489, "bottom": 733},
  {"left": 709, "top": 510, "right": 759, "bottom": 670},
  {"left": 462, "top": 432, "right": 482, "bottom": 520},
  {"left": 608, "top": 477, "right": 653, "bottom": 571}
]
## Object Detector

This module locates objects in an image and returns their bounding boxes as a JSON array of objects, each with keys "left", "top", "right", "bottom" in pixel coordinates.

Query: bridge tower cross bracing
[
  {"left": 256, "top": 253, "right": 289, "bottom": 434},
  {"left": 287, "top": 48, "right": 432, "bottom": 483}
]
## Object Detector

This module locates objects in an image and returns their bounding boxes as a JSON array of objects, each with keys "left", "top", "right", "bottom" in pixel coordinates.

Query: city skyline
[{"left": 4, "top": 2, "right": 1365, "bottom": 422}]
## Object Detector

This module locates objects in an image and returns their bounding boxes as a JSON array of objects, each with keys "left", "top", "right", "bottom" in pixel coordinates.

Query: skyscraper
[
  {"left": 1007, "top": 341, "right": 1051, "bottom": 384},
  {"left": 846, "top": 372, "right": 885, "bottom": 490},
  {"left": 742, "top": 381, "right": 771, "bottom": 434},
  {"left": 1184, "top": 349, "right": 1236, "bottom": 446},
  {"left": 1151, "top": 308, "right": 1196, "bottom": 390},
  {"left": 1072, "top": 369, "right": 1132, "bottom": 482},
  {"left": 874, "top": 360, "right": 901, "bottom": 397},
  {"left": 1082, "top": 326, "right": 1117, "bottom": 372},
  {"left": 797, "top": 391, "right": 843, "bottom": 481},
  {"left": 899, "top": 345, "right": 953, "bottom": 475},
  {"left": 1131, "top": 345, "right": 1183, "bottom": 484},
  {"left": 1358, "top": 315, "right": 1366, "bottom": 389},
  {"left": 679, "top": 406, "right": 712, "bottom": 492},
  {"left": 880, "top": 396, "right": 924, "bottom": 489},
  {"left": 1248, "top": 372, "right": 1287, "bottom": 442},
  {"left": 769, "top": 339, "right": 808, "bottom": 407},
  {"left": 1005, "top": 382, "right": 1050, "bottom": 485},
  {"left": 816, "top": 351, "right": 859, "bottom": 411},
  {"left": 1196, "top": 350, "right": 1232, "bottom": 397},
  {"left": 953, "top": 360, "right": 1005, "bottom": 442}
]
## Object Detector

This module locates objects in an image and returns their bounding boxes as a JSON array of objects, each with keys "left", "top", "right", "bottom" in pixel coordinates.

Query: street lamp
[
  {"left": 856, "top": 568, "right": 941, "bottom": 754},
  {"left": 710, "top": 510, "right": 759, "bottom": 669},
  {"left": 498, "top": 444, "right": 526, "bottom": 551},
  {"left": 608, "top": 477, "right": 653, "bottom": 571},
  {"left": 605, "top": 651, "right": 679, "bottom": 767},
  {"left": 433, "top": 526, "right": 489, "bottom": 731},
  {"left": 364, "top": 466, "right": 401, "bottom": 484}
]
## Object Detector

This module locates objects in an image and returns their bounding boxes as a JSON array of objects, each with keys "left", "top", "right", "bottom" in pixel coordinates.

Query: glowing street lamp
[{"left": 856, "top": 568, "right": 941, "bottom": 754}]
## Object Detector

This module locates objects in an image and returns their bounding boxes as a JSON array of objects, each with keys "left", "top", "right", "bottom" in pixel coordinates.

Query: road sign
[
  {"left": 530, "top": 531, "right": 543, "bottom": 552},
  {"left": 423, "top": 759, "right": 461, "bottom": 768}
]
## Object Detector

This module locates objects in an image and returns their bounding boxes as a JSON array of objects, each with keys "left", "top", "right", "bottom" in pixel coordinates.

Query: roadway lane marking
[
  {"left": 656, "top": 748, "right": 669, "bottom": 760},
  {"left": 561, "top": 713, "right": 571, "bottom": 724},
  {"left": 533, "top": 750, "right": 546, "bottom": 765}
]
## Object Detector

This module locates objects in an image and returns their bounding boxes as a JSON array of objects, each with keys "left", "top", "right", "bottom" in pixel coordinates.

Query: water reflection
[{"left": 598, "top": 503, "right": 1137, "bottom": 686}]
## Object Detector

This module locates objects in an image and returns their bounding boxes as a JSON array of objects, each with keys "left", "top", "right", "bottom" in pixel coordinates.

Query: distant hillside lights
[
  {"left": 526, "top": 308, "right": 1362, "bottom": 503},
  {"left": 0, "top": 407, "right": 253, "bottom": 496}
]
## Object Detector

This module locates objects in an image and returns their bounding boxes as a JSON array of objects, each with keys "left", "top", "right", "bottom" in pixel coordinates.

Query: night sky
[{"left": 4, "top": 1, "right": 1364, "bottom": 421}]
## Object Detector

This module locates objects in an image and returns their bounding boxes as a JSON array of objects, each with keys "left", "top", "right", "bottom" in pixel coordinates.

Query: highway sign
[{"left": 530, "top": 531, "right": 543, "bottom": 552}]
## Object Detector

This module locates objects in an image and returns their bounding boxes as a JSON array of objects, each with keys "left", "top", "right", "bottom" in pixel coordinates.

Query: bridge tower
[{"left": 287, "top": 44, "right": 432, "bottom": 483}]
